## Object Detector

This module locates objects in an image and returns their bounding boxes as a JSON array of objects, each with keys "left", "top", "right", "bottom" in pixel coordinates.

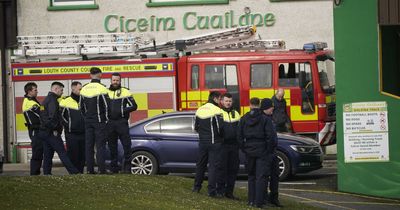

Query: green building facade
[{"left": 334, "top": 0, "right": 400, "bottom": 198}]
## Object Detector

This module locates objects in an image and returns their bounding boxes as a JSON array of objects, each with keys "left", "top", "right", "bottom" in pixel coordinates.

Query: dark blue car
[{"left": 108, "top": 111, "right": 323, "bottom": 180}]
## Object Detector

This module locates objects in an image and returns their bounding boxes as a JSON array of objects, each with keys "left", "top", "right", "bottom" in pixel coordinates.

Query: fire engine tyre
[
  {"left": 131, "top": 151, "right": 159, "bottom": 175},
  {"left": 277, "top": 151, "right": 291, "bottom": 181}
]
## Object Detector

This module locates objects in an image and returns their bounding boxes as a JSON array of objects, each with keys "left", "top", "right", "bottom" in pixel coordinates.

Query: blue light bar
[{"left": 303, "top": 42, "right": 328, "bottom": 51}]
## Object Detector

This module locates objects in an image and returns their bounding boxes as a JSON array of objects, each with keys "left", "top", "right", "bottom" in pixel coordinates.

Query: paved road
[{"left": 236, "top": 160, "right": 400, "bottom": 210}]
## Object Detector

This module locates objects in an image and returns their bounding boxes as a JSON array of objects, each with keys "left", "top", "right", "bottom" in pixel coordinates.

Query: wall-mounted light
[
  {"left": 244, "top": 7, "right": 251, "bottom": 14},
  {"left": 334, "top": 0, "right": 342, "bottom": 6}
]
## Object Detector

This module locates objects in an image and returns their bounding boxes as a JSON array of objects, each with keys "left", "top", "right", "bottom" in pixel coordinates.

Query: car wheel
[
  {"left": 131, "top": 151, "right": 159, "bottom": 175},
  {"left": 277, "top": 151, "right": 290, "bottom": 181}
]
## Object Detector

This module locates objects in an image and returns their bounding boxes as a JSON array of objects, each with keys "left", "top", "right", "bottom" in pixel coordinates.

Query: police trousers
[
  {"left": 107, "top": 119, "right": 132, "bottom": 173},
  {"left": 28, "top": 129, "right": 43, "bottom": 175},
  {"left": 246, "top": 154, "right": 270, "bottom": 206},
  {"left": 85, "top": 122, "right": 107, "bottom": 173},
  {"left": 218, "top": 144, "right": 240, "bottom": 195},
  {"left": 65, "top": 132, "right": 86, "bottom": 173},
  {"left": 38, "top": 130, "right": 79, "bottom": 175}
]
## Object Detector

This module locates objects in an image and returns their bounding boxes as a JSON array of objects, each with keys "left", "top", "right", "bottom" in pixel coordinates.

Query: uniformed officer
[
  {"left": 193, "top": 91, "right": 224, "bottom": 197},
  {"left": 22, "top": 82, "right": 43, "bottom": 175},
  {"left": 80, "top": 67, "right": 110, "bottom": 174},
  {"left": 219, "top": 92, "right": 241, "bottom": 199},
  {"left": 59, "top": 81, "right": 86, "bottom": 173},
  {"left": 261, "top": 98, "right": 282, "bottom": 207},
  {"left": 238, "top": 97, "right": 271, "bottom": 208},
  {"left": 107, "top": 73, "right": 137, "bottom": 173},
  {"left": 38, "top": 82, "right": 79, "bottom": 175}
]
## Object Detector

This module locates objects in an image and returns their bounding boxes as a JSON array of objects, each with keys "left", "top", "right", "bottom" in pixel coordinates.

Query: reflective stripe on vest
[{"left": 59, "top": 97, "right": 79, "bottom": 110}]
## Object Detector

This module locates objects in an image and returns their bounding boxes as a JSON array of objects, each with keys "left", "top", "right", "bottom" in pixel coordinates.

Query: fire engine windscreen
[{"left": 317, "top": 55, "right": 335, "bottom": 94}]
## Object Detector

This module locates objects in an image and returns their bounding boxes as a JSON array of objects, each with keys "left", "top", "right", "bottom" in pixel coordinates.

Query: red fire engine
[{"left": 11, "top": 26, "right": 336, "bottom": 147}]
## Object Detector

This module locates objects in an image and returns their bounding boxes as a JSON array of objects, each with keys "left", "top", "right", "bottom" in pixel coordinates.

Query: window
[
  {"left": 205, "top": 65, "right": 225, "bottom": 89},
  {"left": 380, "top": 26, "right": 400, "bottom": 98},
  {"left": 204, "top": 64, "right": 238, "bottom": 89},
  {"left": 278, "top": 62, "right": 314, "bottom": 113},
  {"left": 48, "top": 0, "right": 99, "bottom": 11},
  {"left": 191, "top": 65, "right": 199, "bottom": 90},
  {"left": 317, "top": 55, "right": 336, "bottom": 94},
  {"left": 145, "top": 117, "right": 195, "bottom": 134},
  {"left": 146, "top": 0, "right": 229, "bottom": 7},
  {"left": 250, "top": 64, "right": 272, "bottom": 88},
  {"left": 278, "top": 62, "right": 311, "bottom": 87}
]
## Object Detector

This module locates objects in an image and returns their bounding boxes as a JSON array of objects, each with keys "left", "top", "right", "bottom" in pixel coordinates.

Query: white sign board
[{"left": 343, "top": 101, "right": 389, "bottom": 163}]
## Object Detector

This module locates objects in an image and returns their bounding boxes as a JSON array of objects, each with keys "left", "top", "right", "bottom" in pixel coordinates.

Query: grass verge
[{"left": 0, "top": 174, "right": 321, "bottom": 209}]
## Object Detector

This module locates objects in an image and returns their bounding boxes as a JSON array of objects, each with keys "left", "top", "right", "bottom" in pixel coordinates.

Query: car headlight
[{"left": 290, "top": 145, "right": 319, "bottom": 153}]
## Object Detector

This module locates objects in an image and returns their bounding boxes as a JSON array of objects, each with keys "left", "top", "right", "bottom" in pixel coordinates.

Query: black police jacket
[
  {"left": 195, "top": 101, "right": 223, "bottom": 144},
  {"left": 238, "top": 108, "right": 273, "bottom": 157},
  {"left": 221, "top": 108, "right": 240, "bottom": 144},
  {"left": 108, "top": 86, "right": 137, "bottom": 121},
  {"left": 22, "top": 95, "right": 42, "bottom": 130},
  {"left": 80, "top": 79, "right": 110, "bottom": 123},
  {"left": 59, "top": 93, "right": 85, "bottom": 134},
  {"left": 272, "top": 95, "right": 289, "bottom": 126},
  {"left": 40, "top": 92, "right": 63, "bottom": 133},
  {"left": 264, "top": 114, "right": 278, "bottom": 154}
]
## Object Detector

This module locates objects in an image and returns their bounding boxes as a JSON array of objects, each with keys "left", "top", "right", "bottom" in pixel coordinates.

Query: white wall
[{"left": 17, "top": 0, "right": 333, "bottom": 49}]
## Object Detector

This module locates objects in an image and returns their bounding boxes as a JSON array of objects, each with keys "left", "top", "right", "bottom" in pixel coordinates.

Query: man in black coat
[
  {"left": 272, "top": 88, "right": 291, "bottom": 132},
  {"left": 38, "top": 82, "right": 79, "bottom": 175},
  {"left": 261, "top": 98, "right": 283, "bottom": 207},
  {"left": 238, "top": 97, "right": 272, "bottom": 208}
]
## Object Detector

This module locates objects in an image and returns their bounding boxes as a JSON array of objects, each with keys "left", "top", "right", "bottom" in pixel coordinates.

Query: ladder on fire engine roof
[
  {"left": 136, "top": 25, "right": 284, "bottom": 54},
  {"left": 12, "top": 25, "right": 285, "bottom": 61}
]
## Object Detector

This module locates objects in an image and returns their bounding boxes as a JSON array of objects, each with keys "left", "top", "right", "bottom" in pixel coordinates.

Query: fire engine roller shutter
[
  {"left": 128, "top": 77, "right": 175, "bottom": 123},
  {"left": 13, "top": 77, "right": 175, "bottom": 144}
]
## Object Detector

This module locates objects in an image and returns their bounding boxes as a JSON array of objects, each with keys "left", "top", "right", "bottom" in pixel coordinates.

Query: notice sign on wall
[{"left": 343, "top": 101, "right": 389, "bottom": 163}]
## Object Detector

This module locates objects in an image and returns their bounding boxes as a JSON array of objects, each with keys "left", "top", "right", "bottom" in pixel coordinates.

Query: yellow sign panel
[{"left": 13, "top": 63, "right": 174, "bottom": 76}]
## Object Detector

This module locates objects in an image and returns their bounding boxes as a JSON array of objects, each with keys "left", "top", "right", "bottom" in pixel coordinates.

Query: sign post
[{"left": 343, "top": 101, "right": 389, "bottom": 163}]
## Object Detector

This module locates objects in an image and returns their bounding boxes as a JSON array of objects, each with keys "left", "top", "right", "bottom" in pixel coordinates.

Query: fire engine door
[{"left": 277, "top": 62, "right": 318, "bottom": 131}]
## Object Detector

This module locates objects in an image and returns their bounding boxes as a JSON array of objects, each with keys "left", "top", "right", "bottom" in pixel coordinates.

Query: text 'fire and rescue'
[{"left": 13, "top": 63, "right": 173, "bottom": 76}]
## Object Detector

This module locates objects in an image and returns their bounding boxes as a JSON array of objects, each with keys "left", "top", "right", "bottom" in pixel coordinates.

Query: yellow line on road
[
  {"left": 281, "top": 188, "right": 400, "bottom": 203},
  {"left": 281, "top": 192, "right": 355, "bottom": 210},
  {"left": 300, "top": 201, "right": 400, "bottom": 206}
]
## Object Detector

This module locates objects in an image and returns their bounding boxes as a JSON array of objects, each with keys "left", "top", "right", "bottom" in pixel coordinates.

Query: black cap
[
  {"left": 90, "top": 67, "right": 102, "bottom": 75},
  {"left": 260, "top": 98, "right": 273, "bottom": 110}
]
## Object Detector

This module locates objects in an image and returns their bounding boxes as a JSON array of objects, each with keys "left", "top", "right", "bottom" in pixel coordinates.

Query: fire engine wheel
[
  {"left": 131, "top": 151, "right": 159, "bottom": 175},
  {"left": 277, "top": 151, "right": 291, "bottom": 181}
]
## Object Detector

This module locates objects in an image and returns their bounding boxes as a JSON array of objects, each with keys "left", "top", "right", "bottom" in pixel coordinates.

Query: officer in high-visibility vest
[
  {"left": 219, "top": 92, "right": 241, "bottom": 199},
  {"left": 107, "top": 73, "right": 137, "bottom": 173},
  {"left": 39, "top": 82, "right": 79, "bottom": 175},
  {"left": 59, "top": 81, "right": 86, "bottom": 173},
  {"left": 80, "top": 67, "right": 110, "bottom": 174},
  {"left": 22, "top": 82, "right": 43, "bottom": 175},
  {"left": 193, "top": 91, "right": 224, "bottom": 198}
]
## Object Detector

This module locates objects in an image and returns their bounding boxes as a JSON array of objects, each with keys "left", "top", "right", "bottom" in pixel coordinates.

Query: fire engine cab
[{"left": 10, "top": 26, "right": 336, "bottom": 148}]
